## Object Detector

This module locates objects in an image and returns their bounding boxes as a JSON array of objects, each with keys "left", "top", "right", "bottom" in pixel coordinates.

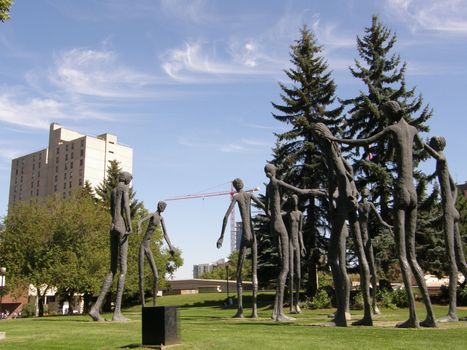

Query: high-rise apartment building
[{"left": 8, "top": 123, "right": 132, "bottom": 206}]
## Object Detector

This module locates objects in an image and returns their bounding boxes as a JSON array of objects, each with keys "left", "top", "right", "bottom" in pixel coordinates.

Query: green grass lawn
[{"left": 0, "top": 293, "right": 466, "bottom": 350}]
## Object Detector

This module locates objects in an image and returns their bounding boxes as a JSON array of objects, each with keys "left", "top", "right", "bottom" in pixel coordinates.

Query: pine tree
[
  {"left": 269, "top": 25, "right": 343, "bottom": 297},
  {"left": 341, "top": 16, "right": 442, "bottom": 280},
  {"left": 94, "top": 159, "right": 143, "bottom": 217},
  {"left": 340, "top": 15, "right": 432, "bottom": 219}
]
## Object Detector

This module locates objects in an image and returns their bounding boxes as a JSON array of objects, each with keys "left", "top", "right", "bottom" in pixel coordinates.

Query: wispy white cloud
[
  {"left": 0, "top": 147, "right": 26, "bottom": 161},
  {"left": 162, "top": 41, "right": 280, "bottom": 82},
  {"left": 160, "top": 0, "right": 212, "bottom": 24},
  {"left": 178, "top": 135, "right": 269, "bottom": 153},
  {"left": 384, "top": 0, "right": 467, "bottom": 34},
  {"left": 49, "top": 48, "right": 159, "bottom": 98}
]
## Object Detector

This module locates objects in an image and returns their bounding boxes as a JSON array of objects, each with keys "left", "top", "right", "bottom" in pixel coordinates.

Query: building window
[
  {"left": 54, "top": 184, "right": 57, "bottom": 192},
  {"left": 65, "top": 154, "right": 68, "bottom": 161},
  {"left": 38, "top": 171, "right": 40, "bottom": 177},
  {"left": 20, "top": 176, "right": 23, "bottom": 182},
  {"left": 79, "top": 179, "right": 82, "bottom": 186},
  {"left": 36, "top": 189, "right": 39, "bottom": 196},
  {"left": 80, "top": 149, "right": 84, "bottom": 156},
  {"left": 81, "top": 139, "right": 84, "bottom": 147},
  {"left": 65, "top": 163, "right": 68, "bottom": 170},
  {"left": 66, "top": 144, "right": 69, "bottom": 151},
  {"left": 80, "top": 159, "right": 83, "bottom": 166},
  {"left": 69, "top": 181, "right": 72, "bottom": 188},
  {"left": 15, "top": 169, "right": 18, "bottom": 175},
  {"left": 71, "top": 152, "right": 74, "bottom": 159},
  {"left": 63, "top": 183, "right": 66, "bottom": 190},
  {"left": 55, "top": 175, "right": 58, "bottom": 182},
  {"left": 56, "top": 156, "right": 59, "bottom": 163},
  {"left": 64, "top": 173, "right": 67, "bottom": 179},
  {"left": 71, "top": 143, "right": 74, "bottom": 150},
  {"left": 70, "top": 162, "right": 73, "bottom": 169},
  {"left": 39, "top": 163, "right": 41, "bottom": 168},
  {"left": 32, "top": 164, "right": 35, "bottom": 170},
  {"left": 37, "top": 180, "right": 39, "bottom": 186},
  {"left": 56, "top": 148, "right": 59, "bottom": 154}
]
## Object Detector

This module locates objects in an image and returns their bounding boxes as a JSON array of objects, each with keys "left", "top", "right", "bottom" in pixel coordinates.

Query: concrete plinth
[{"left": 142, "top": 306, "right": 179, "bottom": 347}]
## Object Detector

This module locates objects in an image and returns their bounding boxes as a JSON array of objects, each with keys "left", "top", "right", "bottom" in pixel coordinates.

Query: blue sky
[{"left": 1, "top": 0, "right": 466, "bottom": 279}]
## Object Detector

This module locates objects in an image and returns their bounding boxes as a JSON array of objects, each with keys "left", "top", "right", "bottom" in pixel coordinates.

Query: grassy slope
[{"left": 0, "top": 293, "right": 466, "bottom": 350}]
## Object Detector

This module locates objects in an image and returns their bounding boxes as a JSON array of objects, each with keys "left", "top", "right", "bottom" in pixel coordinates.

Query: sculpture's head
[
  {"left": 311, "top": 122, "right": 340, "bottom": 155},
  {"left": 360, "top": 187, "right": 370, "bottom": 199},
  {"left": 264, "top": 163, "right": 276, "bottom": 179},
  {"left": 119, "top": 171, "right": 133, "bottom": 185},
  {"left": 429, "top": 136, "right": 446, "bottom": 151},
  {"left": 232, "top": 178, "right": 244, "bottom": 192},
  {"left": 289, "top": 194, "right": 299, "bottom": 208},
  {"left": 382, "top": 100, "right": 403, "bottom": 123},
  {"left": 157, "top": 201, "right": 167, "bottom": 213}
]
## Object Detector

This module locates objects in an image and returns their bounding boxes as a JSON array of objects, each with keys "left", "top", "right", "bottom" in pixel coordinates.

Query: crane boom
[{"left": 164, "top": 186, "right": 261, "bottom": 252}]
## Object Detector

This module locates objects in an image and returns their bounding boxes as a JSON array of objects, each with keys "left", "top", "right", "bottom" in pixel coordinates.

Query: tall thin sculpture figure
[
  {"left": 217, "top": 178, "right": 265, "bottom": 318},
  {"left": 311, "top": 123, "right": 373, "bottom": 327},
  {"left": 264, "top": 163, "right": 325, "bottom": 321},
  {"left": 285, "top": 194, "right": 306, "bottom": 314},
  {"left": 137, "top": 201, "right": 175, "bottom": 307},
  {"left": 89, "top": 171, "right": 133, "bottom": 322},
  {"left": 425, "top": 136, "right": 467, "bottom": 322},
  {"left": 324, "top": 101, "right": 437, "bottom": 328},
  {"left": 358, "top": 187, "right": 392, "bottom": 315}
]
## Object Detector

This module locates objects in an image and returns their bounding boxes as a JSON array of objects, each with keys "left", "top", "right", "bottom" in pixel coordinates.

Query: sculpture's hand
[
  {"left": 301, "top": 247, "right": 307, "bottom": 258},
  {"left": 169, "top": 249, "right": 175, "bottom": 257},
  {"left": 216, "top": 237, "right": 223, "bottom": 249}
]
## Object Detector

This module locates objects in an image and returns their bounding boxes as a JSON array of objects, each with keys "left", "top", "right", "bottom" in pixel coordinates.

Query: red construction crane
[{"left": 164, "top": 184, "right": 260, "bottom": 251}]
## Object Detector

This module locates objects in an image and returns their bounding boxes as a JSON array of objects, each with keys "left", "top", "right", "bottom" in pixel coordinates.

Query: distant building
[
  {"left": 193, "top": 258, "right": 228, "bottom": 278},
  {"left": 457, "top": 181, "right": 467, "bottom": 197},
  {"left": 8, "top": 123, "right": 132, "bottom": 207}
]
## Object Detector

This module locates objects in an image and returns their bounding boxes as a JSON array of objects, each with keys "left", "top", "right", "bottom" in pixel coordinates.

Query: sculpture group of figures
[
  {"left": 216, "top": 100, "right": 467, "bottom": 328},
  {"left": 88, "top": 100, "right": 466, "bottom": 329},
  {"left": 89, "top": 172, "right": 175, "bottom": 322}
]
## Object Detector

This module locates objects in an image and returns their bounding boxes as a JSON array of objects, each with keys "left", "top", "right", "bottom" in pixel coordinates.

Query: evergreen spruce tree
[
  {"left": 340, "top": 15, "right": 432, "bottom": 219},
  {"left": 341, "top": 16, "right": 442, "bottom": 280},
  {"left": 268, "top": 25, "right": 343, "bottom": 297},
  {"left": 94, "top": 159, "right": 143, "bottom": 217}
]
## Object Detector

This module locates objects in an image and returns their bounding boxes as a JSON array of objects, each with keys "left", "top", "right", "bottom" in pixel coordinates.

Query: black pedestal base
[{"left": 142, "top": 306, "right": 180, "bottom": 347}]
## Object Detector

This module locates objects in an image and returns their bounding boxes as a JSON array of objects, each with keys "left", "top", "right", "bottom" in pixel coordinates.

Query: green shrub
[
  {"left": 21, "top": 303, "right": 36, "bottom": 318},
  {"left": 351, "top": 292, "right": 364, "bottom": 310},
  {"left": 391, "top": 288, "right": 409, "bottom": 308},
  {"left": 376, "top": 289, "right": 397, "bottom": 310},
  {"left": 458, "top": 285, "right": 467, "bottom": 306},
  {"left": 303, "top": 289, "right": 332, "bottom": 310}
]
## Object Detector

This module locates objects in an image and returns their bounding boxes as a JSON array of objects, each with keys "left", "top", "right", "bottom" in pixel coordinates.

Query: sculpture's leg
[
  {"left": 438, "top": 212, "right": 458, "bottom": 322},
  {"left": 89, "top": 232, "right": 118, "bottom": 321},
  {"left": 233, "top": 244, "right": 246, "bottom": 318},
  {"left": 324, "top": 212, "right": 348, "bottom": 327},
  {"left": 295, "top": 247, "right": 302, "bottom": 314},
  {"left": 146, "top": 249, "right": 159, "bottom": 308},
  {"left": 394, "top": 208, "right": 418, "bottom": 328},
  {"left": 289, "top": 240, "right": 295, "bottom": 314},
  {"left": 364, "top": 228, "right": 380, "bottom": 315},
  {"left": 274, "top": 230, "right": 293, "bottom": 321},
  {"left": 251, "top": 233, "right": 258, "bottom": 318},
  {"left": 350, "top": 217, "right": 373, "bottom": 326},
  {"left": 454, "top": 221, "right": 467, "bottom": 281},
  {"left": 113, "top": 234, "right": 129, "bottom": 322},
  {"left": 138, "top": 244, "right": 145, "bottom": 307},
  {"left": 406, "top": 206, "right": 437, "bottom": 328}
]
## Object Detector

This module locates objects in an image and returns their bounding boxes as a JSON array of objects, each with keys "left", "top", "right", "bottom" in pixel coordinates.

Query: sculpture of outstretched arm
[
  {"left": 251, "top": 194, "right": 266, "bottom": 212},
  {"left": 217, "top": 197, "right": 237, "bottom": 248},
  {"left": 123, "top": 190, "right": 132, "bottom": 234},
  {"left": 278, "top": 180, "right": 311, "bottom": 195},
  {"left": 327, "top": 128, "right": 390, "bottom": 146},
  {"left": 137, "top": 214, "right": 153, "bottom": 233},
  {"left": 160, "top": 217, "right": 175, "bottom": 255},
  {"left": 298, "top": 213, "right": 306, "bottom": 257},
  {"left": 421, "top": 138, "right": 441, "bottom": 161},
  {"left": 370, "top": 202, "right": 392, "bottom": 229}
]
